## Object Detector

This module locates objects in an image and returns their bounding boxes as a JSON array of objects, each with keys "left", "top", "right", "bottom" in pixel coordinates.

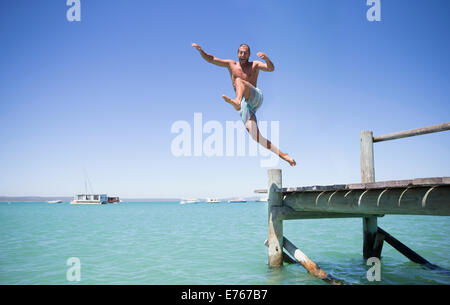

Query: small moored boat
[
  {"left": 47, "top": 200, "right": 63, "bottom": 204},
  {"left": 206, "top": 198, "right": 221, "bottom": 203},
  {"left": 180, "top": 198, "right": 201, "bottom": 204},
  {"left": 70, "top": 194, "right": 120, "bottom": 205},
  {"left": 227, "top": 198, "right": 247, "bottom": 203}
]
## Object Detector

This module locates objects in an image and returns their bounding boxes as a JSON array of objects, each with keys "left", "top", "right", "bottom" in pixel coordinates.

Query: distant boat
[
  {"left": 70, "top": 194, "right": 120, "bottom": 205},
  {"left": 206, "top": 198, "right": 221, "bottom": 203},
  {"left": 180, "top": 198, "right": 201, "bottom": 204},
  {"left": 47, "top": 200, "right": 62, "bottom": 204},
  {"left": 107, "top": 197, "right": 120, "bottom": 204},
  {"left": 71, "top": 169, "right": 119, "bottom": 205},
  {"left": 256, "top": 197, "right": 268, "bottom": 202},
  {"left": 228, "top": 198, "right": 247, "bottom": 203}
]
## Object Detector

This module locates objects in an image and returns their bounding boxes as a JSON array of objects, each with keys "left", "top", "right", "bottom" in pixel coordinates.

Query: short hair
[{"left": 238, "top": 43, "right": 251, "bottom": 54}]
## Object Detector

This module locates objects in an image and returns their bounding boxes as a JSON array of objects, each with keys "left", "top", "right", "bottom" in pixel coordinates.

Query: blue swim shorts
[{"left": 239, "top": 87, "right": 263, "bottom": 125}]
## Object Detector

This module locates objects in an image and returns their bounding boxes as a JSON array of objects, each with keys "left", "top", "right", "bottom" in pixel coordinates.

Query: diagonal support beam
[
  {"left": 282, "top": 236, "right": 344, "bottom": 285},
  {"left": 377, "top": 227, "right": 441, "bottom": 270}
]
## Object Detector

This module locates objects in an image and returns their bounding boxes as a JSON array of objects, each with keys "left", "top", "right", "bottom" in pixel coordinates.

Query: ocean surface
[{"left": 0, "top": 201, "right": 449, "bottom": 285}]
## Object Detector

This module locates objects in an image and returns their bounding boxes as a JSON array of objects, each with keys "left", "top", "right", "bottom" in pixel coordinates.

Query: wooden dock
[
  {"left": 255, "top": 176, "right": 450, "bottom": 218},
  {"left": 257, "top": 122, "right": 450, "bottom": 283}
]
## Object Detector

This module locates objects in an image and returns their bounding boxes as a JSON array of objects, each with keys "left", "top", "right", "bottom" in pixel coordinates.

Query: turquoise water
[{"left": 0, "top": 201, "right": 449, "bottom": 285}]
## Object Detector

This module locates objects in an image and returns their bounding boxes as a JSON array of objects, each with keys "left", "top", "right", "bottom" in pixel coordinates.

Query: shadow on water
[{"left": 422, "top": 263, "right": 450, "bottom": 275}]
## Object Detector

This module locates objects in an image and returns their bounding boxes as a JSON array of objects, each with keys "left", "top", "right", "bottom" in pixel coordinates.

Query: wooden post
[
  {"left": 268, "top": 169, "right": 283, "bottom": 267},
  {"left": 360, "top": 131, "right": 382, "bottom": 259},
  {"left": 360, "top": 131, "right": 375, "bottom": 184}
]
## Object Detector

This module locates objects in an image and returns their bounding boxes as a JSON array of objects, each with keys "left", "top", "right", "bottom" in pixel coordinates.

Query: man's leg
[
  {"left": 222, "top": 78, "right": 252, "bottom": 111},
  {"left": 245, "top": 115, "right": 296, "bottom": 167}
]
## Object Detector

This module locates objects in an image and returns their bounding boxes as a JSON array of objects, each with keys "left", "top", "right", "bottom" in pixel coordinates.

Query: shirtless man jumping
[{"left": 192, "top": 43, "right": 296, "bottom": 166}]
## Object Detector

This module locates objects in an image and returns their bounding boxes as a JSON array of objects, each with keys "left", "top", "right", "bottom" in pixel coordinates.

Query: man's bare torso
[{"left": 228, "top": 61, "right": 259, "bottom": 91}]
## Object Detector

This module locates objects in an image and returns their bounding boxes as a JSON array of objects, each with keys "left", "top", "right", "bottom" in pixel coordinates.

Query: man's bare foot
[
  {"left": 280, "top": 153, "right": 296, "bottom": 167},
  {"left": 222, "top": 95, "right": 241, "bottom": 111}
]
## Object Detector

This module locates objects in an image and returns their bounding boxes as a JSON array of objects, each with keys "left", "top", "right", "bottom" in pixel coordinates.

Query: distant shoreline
[
  {"left": 0, "top": 196, "right": 263, "bottom": 202},
  {"left": 0, "top": 196, "right": 180, "bottom": 202}
]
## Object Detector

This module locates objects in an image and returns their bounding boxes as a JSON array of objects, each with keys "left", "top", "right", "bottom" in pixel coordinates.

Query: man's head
[{"left": 237, "top": 44, "right": 250, "bottom": 64}]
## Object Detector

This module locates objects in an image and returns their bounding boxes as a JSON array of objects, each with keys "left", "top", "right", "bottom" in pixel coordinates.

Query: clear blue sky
[{"left": 1, "top": 0, "right": 449, "bottom": 198}]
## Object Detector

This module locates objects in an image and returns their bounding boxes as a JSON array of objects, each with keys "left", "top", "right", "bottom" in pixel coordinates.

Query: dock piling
[
  {"left": 360, "top": 131, "right": 380, "bottom": 259},
  {"left": 268, "top": 169, "right": 283, "bottom": 267}
]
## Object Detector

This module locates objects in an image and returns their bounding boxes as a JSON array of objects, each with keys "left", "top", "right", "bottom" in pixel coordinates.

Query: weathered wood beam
[
  {"left": 373, "top": 122, "right": 450, "bottom": 143},
  {"left": 271, "top": 205, "right": 382, "bottom": 220},
  {"left": 283, "top": 237, "right": 343, "bottom": 285},
  {"left": 283, "top": 186, "right": 450, "bottom": 216}
]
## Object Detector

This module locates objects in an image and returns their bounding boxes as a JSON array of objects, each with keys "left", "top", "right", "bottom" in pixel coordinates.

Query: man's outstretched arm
[
  {"left": 192, "top": 43, "right": 231, "bottom": 68},
  {"left": 256, "top": 52, "right": 275, "bottom": 72}
]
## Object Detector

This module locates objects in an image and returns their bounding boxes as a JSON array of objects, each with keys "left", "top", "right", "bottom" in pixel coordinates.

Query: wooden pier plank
[{"left": 254, "top": 177, "right": 450, "bottom": 194}]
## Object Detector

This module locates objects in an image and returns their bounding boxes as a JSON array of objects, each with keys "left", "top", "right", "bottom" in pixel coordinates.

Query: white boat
[
  {"left": 227, "top": 198, "right": 247, "bottom": 203},
  {"left": 180, "top": 198, "right": 201, "bottom": 204},
  {"left": 206, "top": 198, "right": 221, "bottom": 203},
  {"left": 47, "top": 200, "right": 63, "bottom": 204},
  {"left": 71, "top": 168, "right": 120, "bottom": 205},
  {"left": 256, "top": 196, "right": 268, "bottom": 202},
  {"left": 70, "top": 194, "right": 119, "bottom": 205}
]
